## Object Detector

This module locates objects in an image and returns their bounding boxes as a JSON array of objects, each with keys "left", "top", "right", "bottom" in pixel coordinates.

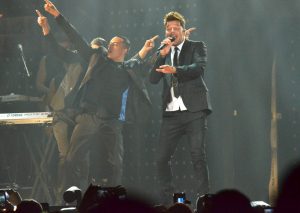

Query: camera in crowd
[
  {"left": 0, "top": 190, "right": 11, "bottom": 212},
  {"left": 0, "top": 189, "right": 20, "bottom": 213},
  {"left": 173, "top": 192, "right": 186, "bottom": 204},
  {"left": 96, "top": 186, "right": 127, "bottom": 200}
]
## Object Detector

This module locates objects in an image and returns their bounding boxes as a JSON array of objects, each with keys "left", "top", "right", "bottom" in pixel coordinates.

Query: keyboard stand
[
  {"left": 28, "top": 131, "right": 55, "bottom": 203},
  {"left": 0, "top": 112, "right": 55, "bottom": 203}
]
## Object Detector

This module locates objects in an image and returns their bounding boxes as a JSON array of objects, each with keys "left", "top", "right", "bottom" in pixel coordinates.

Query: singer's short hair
[{"left": 164, "top": 11, "right": 186, "bottom": 29}]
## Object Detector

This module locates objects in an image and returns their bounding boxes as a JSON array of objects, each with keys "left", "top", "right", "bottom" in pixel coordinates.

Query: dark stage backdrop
[{"left": 0, "top": 0, "right": 299, "bottom": 204}]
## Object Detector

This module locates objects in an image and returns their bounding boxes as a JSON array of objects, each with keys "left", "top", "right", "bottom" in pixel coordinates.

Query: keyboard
[{"left": 0, "top": 112, "right": 53, "bottom": 125}]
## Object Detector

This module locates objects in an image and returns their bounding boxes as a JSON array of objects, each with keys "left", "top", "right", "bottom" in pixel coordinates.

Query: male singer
[{"left": 149, "top": 11, "right": 212, "bottom": 204}]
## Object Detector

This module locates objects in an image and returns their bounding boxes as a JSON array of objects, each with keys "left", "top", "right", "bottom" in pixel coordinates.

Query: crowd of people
[{"left": 2, "top": 160, "right": 300, "bottom": 213}]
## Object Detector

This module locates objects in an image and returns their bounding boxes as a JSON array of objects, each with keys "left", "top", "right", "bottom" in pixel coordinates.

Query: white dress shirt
[{"left": 165, "top": 40, "right": 188, "bottom": 112}]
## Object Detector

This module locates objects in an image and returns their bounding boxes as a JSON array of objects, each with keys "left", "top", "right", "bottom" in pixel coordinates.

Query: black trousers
[
  {"left": 157, "top": 110, "right": 209, "bottom": 203},
  {"left": 61, "top": 113, "right": 123, "bottom": 192}
]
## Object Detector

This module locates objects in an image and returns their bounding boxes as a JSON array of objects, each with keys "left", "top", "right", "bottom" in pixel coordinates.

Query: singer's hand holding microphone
[
  {"left": 155, "top": 36, "right": 177, "bottom": 74},
  {"left": 157, "top": 36, "right": 175, "bottom": 57}
]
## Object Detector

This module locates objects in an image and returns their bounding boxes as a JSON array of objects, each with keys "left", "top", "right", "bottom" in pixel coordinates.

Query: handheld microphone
[{"left": 157, "top": 36, "right": 176, "bottom": 51}]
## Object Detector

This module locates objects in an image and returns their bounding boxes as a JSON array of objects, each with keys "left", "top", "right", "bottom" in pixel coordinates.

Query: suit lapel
[
  {"left": 79, "top": 53, "right": 99, "bottom": 89},
  {"left": 179, "top": 40, "right": 190, "bottom": 66},
  {"left": 127, "top": 68, "right": 152, "bottom": 105}
]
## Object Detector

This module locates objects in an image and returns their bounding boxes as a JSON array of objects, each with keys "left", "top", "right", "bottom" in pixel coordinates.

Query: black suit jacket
[
  {"left": 54, "top": 14, "right": 152, "bottom": 123},
  {"left": 149, "top": 39, "right": 212, "bottom": 115}
]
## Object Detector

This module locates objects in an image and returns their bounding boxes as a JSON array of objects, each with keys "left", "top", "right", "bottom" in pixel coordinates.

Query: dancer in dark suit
[
  {"left": 39, "top": 0, "right": 157, "bottom": 194},
  {"left": 149, "top": 11, "right": 212, "bottom": 204}
]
